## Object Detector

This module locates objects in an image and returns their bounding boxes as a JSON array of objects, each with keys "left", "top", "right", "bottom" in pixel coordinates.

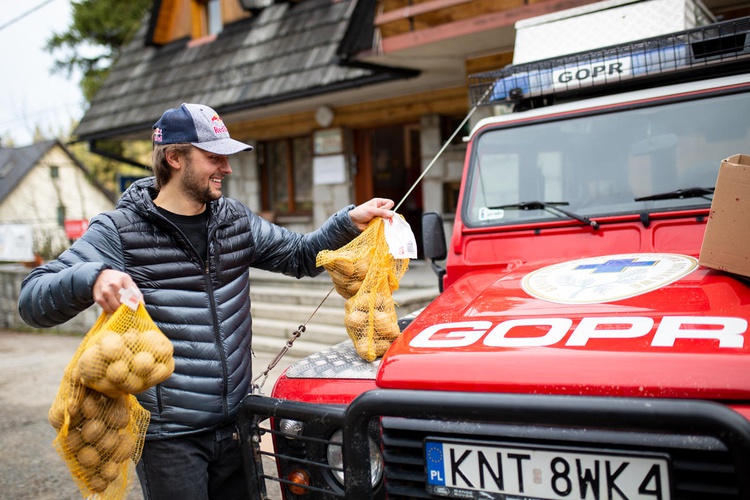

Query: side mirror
[
  {"left": 422, "top": 212, "right": 446, "bottom": 260},
  {"left": 421, "top": 212, "right": 447, "bottom": 292}
]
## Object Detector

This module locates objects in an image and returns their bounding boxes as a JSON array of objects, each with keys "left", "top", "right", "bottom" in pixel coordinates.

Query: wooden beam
[
  {"left": 375, "top": 0, "right": 477, "bottom": 26},
  {"left": 382, "top": 0, "right": 603, "bottom": 53},
  {"left": 465, "top": 51, "right": 514, "bottom": 76},
  {"left": 232, "top": 87, "right": 469, "bottom": 140},
  {"left": 151, "top": 0, "right": 180, "bottom": 45}
]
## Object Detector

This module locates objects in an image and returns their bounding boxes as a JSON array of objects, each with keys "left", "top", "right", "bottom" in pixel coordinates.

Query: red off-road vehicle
[{"left": 239, "top": 16, "right": 750, "bottom": 500}]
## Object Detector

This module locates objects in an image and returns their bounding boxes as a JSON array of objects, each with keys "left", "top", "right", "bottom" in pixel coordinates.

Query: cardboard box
[{"left": 699, "top": 154, "right": 750, "bottom": 277}]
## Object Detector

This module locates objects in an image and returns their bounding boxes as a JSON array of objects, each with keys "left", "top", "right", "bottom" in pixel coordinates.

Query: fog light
[
  {"left": 326, "top": 429, "right": 383, "bottom": 487},
  {"left": 286, "top": 468, "right": 311, "bottom": 495},
  {"left": 279, "top": 418, "right": 304, "bottom": 438}
]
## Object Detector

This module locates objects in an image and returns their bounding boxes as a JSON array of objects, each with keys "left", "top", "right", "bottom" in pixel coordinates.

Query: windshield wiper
[
  {"left": 491, "top": 201, "right": 600, "bottom": 230},
  {"left": 634, "top": 187, "right": 714, "bottom": 202}
]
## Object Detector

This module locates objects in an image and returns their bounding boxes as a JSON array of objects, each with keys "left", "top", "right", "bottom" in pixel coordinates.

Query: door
[{"left": 353, "top": 124, "right": 423, "bottom": 257}]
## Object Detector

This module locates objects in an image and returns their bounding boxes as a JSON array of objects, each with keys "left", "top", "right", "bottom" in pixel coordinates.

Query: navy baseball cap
[{"left": 152, "top": 103, "right": 253, "bottom": 155}]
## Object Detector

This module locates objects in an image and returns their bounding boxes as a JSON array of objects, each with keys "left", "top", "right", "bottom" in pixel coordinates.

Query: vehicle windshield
[{"left": 464, "top": 90, "right": 749, "bottom": 227}]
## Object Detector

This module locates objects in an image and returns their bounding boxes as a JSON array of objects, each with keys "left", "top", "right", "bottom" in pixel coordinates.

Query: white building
[{"left": 0, "top": 140, "right": 116, "bottom": 262}]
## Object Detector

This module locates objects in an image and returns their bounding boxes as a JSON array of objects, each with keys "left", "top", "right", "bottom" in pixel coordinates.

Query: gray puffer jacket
[{"left": 18, "top": 177, "right": 360, "bottom": 438}]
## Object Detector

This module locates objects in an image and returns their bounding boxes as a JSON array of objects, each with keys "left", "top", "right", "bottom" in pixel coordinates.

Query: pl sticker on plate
[{"left": 521, "top": 253, "right": 698, "bottom": 304}]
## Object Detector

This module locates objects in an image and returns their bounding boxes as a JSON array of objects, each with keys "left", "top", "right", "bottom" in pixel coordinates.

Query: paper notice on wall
[
  {"left": 313, "top": 155, "right": 347, "bottom": 185},
  {"left": 0, "top": 225, "right": 34, "bottom": 262}
]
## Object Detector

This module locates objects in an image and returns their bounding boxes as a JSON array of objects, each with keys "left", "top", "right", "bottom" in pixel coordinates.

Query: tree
[
  {"left": 46, "top": 0, "right": 153, "bottom": 192},
  {"left": 46, "top": 0, "right": 152, "bottom": 101}
]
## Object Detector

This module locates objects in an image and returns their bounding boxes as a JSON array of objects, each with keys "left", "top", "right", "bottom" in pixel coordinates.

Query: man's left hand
[{"left": 349, "top": 198, "right": 395, "bottom": 231}]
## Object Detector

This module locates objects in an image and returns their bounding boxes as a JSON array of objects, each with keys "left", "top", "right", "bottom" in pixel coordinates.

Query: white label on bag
[
  {"left": 118, "top": 286, "right": 140, "bottom": 311},
  {"left": 384, "top": 215, "right": 418, "bottom": 259}
]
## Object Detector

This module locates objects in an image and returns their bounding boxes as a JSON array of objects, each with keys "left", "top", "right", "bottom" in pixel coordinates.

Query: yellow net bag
[
  {"left": 317, "top": 216, "right": 411, "bottom": 361},
  {"left": 48, "top": 300, "right": 175, "bottom": 499}
]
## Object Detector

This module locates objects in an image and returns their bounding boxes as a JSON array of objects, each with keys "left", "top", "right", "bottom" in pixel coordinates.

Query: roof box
[{"left": 513, "top": 0, "right": 714, "bottom": 64}]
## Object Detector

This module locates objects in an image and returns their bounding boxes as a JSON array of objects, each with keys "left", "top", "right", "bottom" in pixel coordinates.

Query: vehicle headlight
[{"left": 326, "top": 429, "right": 383, "bottom": 487}]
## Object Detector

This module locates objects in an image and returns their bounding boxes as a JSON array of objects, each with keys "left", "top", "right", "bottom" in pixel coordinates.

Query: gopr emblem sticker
[{"left": 521, "top": 253, "right": 698, "bottom": 304}]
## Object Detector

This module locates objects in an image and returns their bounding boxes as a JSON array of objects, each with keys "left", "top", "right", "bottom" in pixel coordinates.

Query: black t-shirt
[{"left": 157, "top": 206, "right": 209, "bottom": 261}]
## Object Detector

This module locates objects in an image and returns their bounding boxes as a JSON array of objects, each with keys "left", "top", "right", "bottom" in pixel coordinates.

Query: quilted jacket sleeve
[
  {"left": 246, "top": 204, "right": 361, "bottom": 278},
  {"left": 17, "top": 214, "right": 124, "bottom": 328}
]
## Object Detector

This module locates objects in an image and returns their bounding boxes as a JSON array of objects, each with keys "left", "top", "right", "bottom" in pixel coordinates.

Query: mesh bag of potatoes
[
  {"left": 48, "top": 296, "right": 174, "bottom": 499},
  {"left": 48, "top": 374, "right": 149, "bottom": 499},
  {"left": 74, "top": 303, "right": 174, "bottom": 398},
  {"left": 317, "top": 215, "right": 416, "bottom": 362}
]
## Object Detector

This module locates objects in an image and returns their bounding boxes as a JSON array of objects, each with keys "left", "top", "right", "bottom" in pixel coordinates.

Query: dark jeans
[{"left": 135, "top": 424, "right": 250, "bottom": 500}]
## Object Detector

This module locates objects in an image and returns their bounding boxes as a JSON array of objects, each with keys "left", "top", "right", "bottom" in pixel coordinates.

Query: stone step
[
  {"left": 250, "top": 284, "right": 347, "bottom": 308},
  {"left": 251, "top": 317, "right": 348, "bottom": 345},
  {"left": 252, "top": 301, "right": 345, "bottom": 325},
  {"left": 251, "top": 330, "right": 345, "bottom": 360}
]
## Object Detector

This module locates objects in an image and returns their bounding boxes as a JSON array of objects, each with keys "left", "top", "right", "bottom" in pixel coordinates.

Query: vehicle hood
[{"left": 378, "top": 253, "right": 750, "bottom": 399}]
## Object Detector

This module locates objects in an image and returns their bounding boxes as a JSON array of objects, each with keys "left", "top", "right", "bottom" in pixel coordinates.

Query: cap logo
[
  {"left": 210, "top": 114, "right": 228, "bottom": 136},
  {"left": 153, "top": 127, "right": 163, "bottom": 143}
]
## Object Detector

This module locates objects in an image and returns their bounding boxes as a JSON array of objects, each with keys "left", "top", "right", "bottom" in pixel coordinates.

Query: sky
[{"left": 0, "top": 0, "right": 85, "bottom": 146}]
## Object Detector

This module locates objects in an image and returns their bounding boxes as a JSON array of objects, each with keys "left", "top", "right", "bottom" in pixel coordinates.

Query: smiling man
[{"left": 18, "top": 103, "right": 394, "bottom": 500}]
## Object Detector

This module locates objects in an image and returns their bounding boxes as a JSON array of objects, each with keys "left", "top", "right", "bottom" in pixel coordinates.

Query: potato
[
  {"left": 86, "top": 473, "right": 109, "bottom": 493},
  {"left": 345, "top": 279, "right": 363, "bottom": 297},
  {"left": 332, "top": 259, "right": 355, "bottom": 276},
  {"left": 111, "top": 432, "right": 136, "bottom": 463},
  {"left": 119, "top": 373, "right": 145, "bottom": 394},
  {"left": 91, "top": 378, "right": 121, "bottom": 398},
  {"left": 81, "top": 418, "right": 107, "bottom": 444},
  {"left": 145, "top": 359, "right": 173, "bottom": 387},
  {"left": 98, "top": 332, "right": 126, "bottom": 361},
  {"left": 121, "top": 329, "right": 139, "bottom": 350},
  {"left": 80, "top": 392, "right": 105, "bottom": 420},
  {"left": 66, "top": 392, "right": 84, "bottom": 421},
  {"left": 374, "top": 337, "right": 396, "bottom": 356},
  {"left": 130, "top": 351, "right": 155, "bottom": 377},
  {"left": 141, "top": 329, "right": 173, "bottom": 360},
  {"left": 344, "top": 310, "right": 369, "bottom": 333},
  {"left": 102, "top": 398, "right": 130, "bottom": 430},
  {"left": 48, "top": 405, "right": 64, "bottom": 431},
  {"left": 77, "top": 445, "right": 101, "bottom": 469},
  {"left": 64, "top": 428, "right": 85, "bottom": 454},
  {"left": 105, "top": 360, "right": 129, "bottom": 385},
  {"left": 333, "top": 282, "right": 354, "bottom": 299},
  {"left": 96, "top": 428, "right": 121, "bottom": 455},
  {"left": 78, "top": 345, "right": 106, "bottom": 381},
  {"left": 353, "top": 258, "right": 370, "bottom": 281},
  {"left": 373, "top": 309, "right": 400, "bottom": 339},
  {"left": 354, "top": 340, "right": 377, "bottom": 362},
  {"left": 69, "top": 364, "right": 82, "bottom": 384},
  {"left": 99, "top": 459, "right": 121, "bottom": 482}
]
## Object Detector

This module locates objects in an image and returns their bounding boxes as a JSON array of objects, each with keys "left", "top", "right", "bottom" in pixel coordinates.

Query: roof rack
[{"left": 468, "top": 16, "right": 750, "bottom": 107}]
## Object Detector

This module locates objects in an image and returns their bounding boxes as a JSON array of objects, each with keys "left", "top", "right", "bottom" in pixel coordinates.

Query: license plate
[{"left": 425, "top": 438, "right": 671, "bottom": 500}]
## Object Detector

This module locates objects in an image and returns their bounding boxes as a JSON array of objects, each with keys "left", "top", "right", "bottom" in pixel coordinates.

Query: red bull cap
[{"left": 152, "top": 103, "right": 253, "bottom": 155}]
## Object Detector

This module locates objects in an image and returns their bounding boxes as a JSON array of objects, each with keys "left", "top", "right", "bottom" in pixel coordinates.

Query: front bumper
[{"left": 238, "top": 390, "right": 750, "bottom": 499}]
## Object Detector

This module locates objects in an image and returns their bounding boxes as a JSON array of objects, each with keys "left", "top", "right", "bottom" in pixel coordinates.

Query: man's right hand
[{"left": 93, "top": 269, "right": 143, "bottom": 313}]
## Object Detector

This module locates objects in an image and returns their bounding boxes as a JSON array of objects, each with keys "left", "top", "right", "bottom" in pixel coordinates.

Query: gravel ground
[{"left": 0, "top": 330, "right": 300, "bottom": 500}]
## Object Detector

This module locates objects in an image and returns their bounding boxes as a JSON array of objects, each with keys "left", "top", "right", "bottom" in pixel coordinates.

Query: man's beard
[{"left": 181, "top": 154, "right": 220, "bottom": 205}]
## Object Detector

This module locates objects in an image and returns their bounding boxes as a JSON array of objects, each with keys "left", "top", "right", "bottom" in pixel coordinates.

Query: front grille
[
  {"left": 241, "top": 390, "right": 750, "bottom": 499},
  {"left": 342, "top": 390, "right": 750, "bottom": 499},
  {"left": 381, "top": 418, "right": 739, "bottom": 499}
]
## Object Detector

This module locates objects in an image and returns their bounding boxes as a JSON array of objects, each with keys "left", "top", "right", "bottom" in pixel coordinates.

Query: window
[
  {"left": 463, "top": 91, "right": 750, "bottom": 227},
  {"left": 192, "top": 0, "right": 222, "bottom": 39},
  {"left": 258, "top": 137, "right": 313, "bottom": 215},
  {"left": 57, "top": 205, "right": 66, "bottom": 227},
  {"left": 50, "top": 165, "right": 59, "bottom": 179},
  {"left": 207, "top": 0, "right": 222, "bottom": 36}
]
